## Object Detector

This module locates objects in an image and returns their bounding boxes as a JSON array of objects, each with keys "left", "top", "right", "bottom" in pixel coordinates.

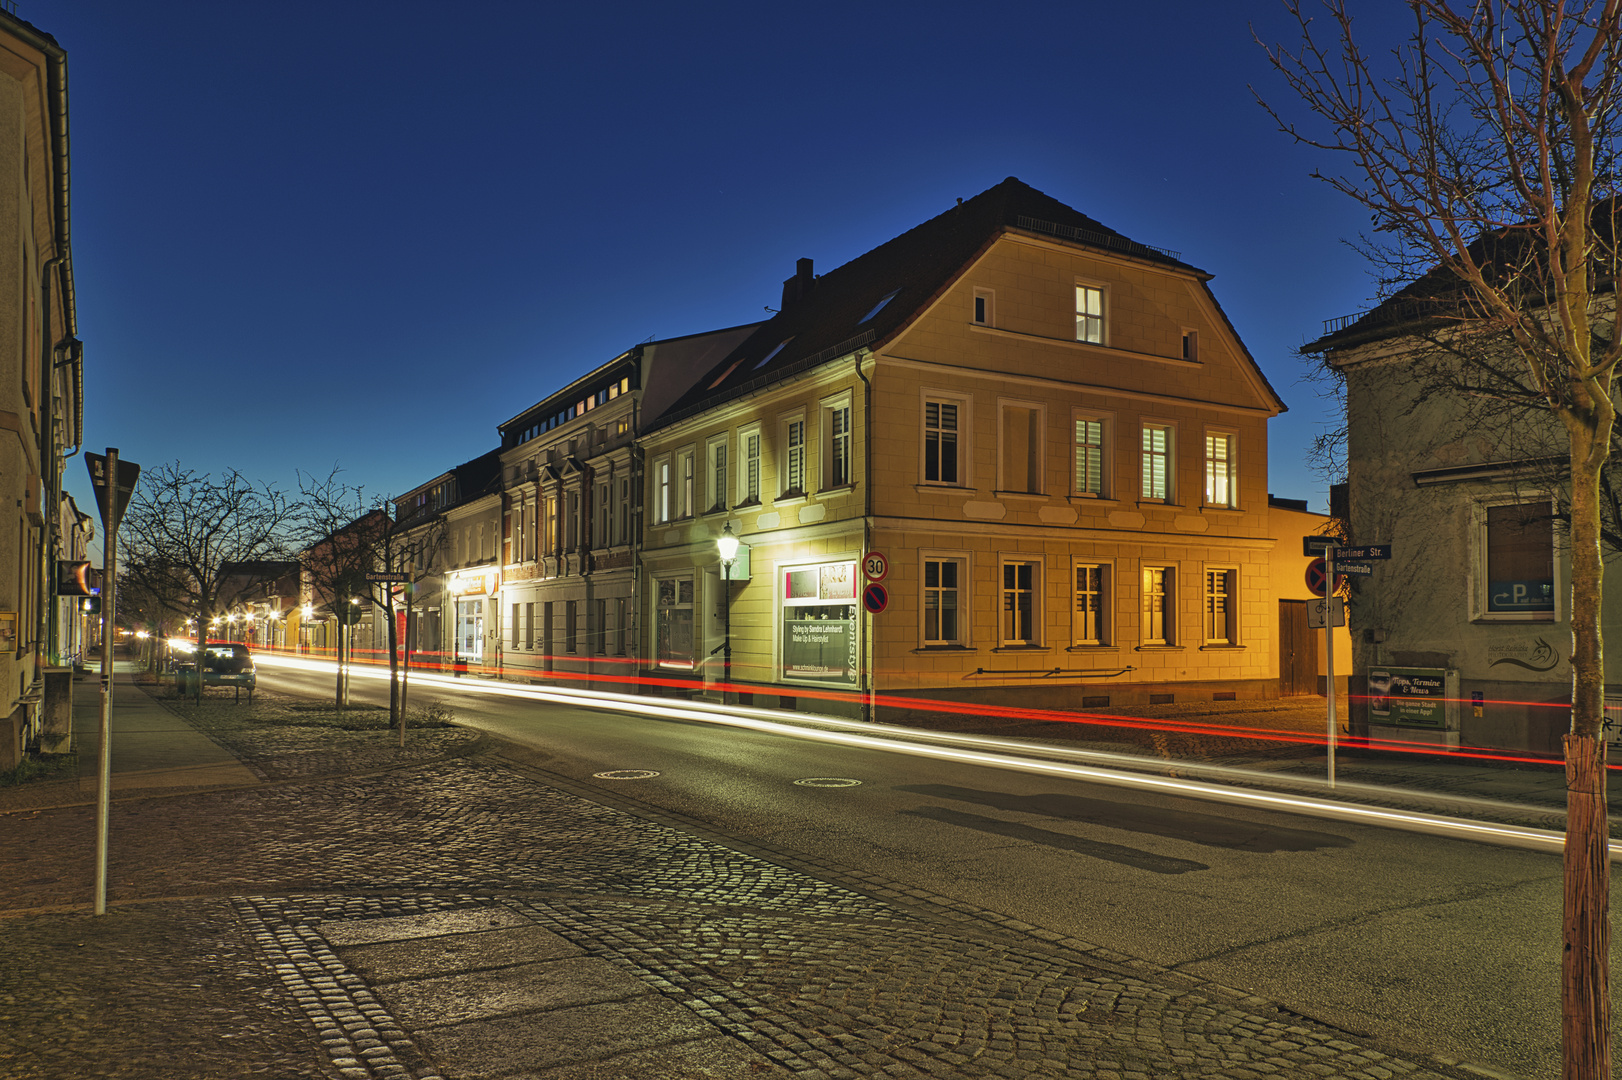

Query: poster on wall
[
  {"left": 1368, "top": 666, "right": 1448, "bottom": 727},
  {"left": 782, "top": 560, "right": 858, "bottom": 686}
]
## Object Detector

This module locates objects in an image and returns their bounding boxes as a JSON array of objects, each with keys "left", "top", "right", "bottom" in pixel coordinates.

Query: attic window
[
  {"left": 860, "top": 289, "right": 901, "bottom": 323},
  {"left": 752, "top": 338, "right": 794, "bottom": 370}
]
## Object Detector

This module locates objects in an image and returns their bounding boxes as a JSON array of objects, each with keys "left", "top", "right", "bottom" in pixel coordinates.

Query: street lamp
[{"left": 716, "top": 523, "right": 739, "bottom": 705}]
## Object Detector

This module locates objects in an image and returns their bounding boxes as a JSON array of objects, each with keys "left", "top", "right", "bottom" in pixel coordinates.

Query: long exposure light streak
[{"left": 257, "top": 653, "right": 1600, "bottom": 858}]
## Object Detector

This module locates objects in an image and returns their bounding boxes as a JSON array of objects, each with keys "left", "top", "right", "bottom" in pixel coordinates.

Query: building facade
[
  {"left": 0, "top": 11, "right": 80, "bottom": 769},
  {"left": 639, "top": 179, "right": 1296, "bottom": 716}
]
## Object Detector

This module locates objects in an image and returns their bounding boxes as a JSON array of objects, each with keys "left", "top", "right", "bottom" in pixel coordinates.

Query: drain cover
[
  {"left": 593, "top": 770, "right": 661, "bottom": 780},
  {"left": 794, "top": 777, "right": 862, "bottom": 788}
]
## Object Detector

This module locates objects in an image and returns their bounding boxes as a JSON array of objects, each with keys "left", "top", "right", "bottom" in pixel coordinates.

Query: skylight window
[
  {"left": 859, "top": 289, "right": 901, "bottom": 323},
  {"left": 753, "top": 338, "right": 793, "bottom": 370}
]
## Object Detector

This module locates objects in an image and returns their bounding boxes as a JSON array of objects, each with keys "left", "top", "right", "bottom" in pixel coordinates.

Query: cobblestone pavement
[{"left": 0, "top": 685, "right": 1491, "bottom": 1079}]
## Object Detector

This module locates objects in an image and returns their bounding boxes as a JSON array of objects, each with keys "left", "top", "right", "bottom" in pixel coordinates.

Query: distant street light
[{"left": 717, "top": 523, "right": 738, "bottom": 705}]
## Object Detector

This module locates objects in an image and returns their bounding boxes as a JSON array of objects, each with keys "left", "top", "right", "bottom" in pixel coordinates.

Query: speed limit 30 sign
[{"left": 862, "top": 551, "right": 889, "bottom": 582}]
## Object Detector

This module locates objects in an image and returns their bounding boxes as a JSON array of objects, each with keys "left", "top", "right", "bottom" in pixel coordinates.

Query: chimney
[{"left": 780, "top": 257, "right": 815, "bottom": 311}]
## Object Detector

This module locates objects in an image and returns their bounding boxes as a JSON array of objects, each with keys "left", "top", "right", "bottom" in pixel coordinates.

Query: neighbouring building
[
  {"left": 495, "top": 325, "right": 755, "bottom": 689},
  {"left": 0, "top": 11, "right": 81, "bottom": 769},
  {"left": 392, "top": 450, "right": 502, "bottom": 673},
  {"left": 637, "top": 178, "right": 1299, "bottom": 717}
]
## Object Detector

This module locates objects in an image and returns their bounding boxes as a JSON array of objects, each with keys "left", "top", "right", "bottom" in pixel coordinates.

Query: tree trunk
[{"left": 1564, "top": 440, "right": 1611, "bottom": 1080}]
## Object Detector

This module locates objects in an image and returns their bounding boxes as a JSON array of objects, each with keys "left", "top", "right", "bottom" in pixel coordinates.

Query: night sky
[{"left": 35, "top": 0, "right": 1416, "bottom": 542}]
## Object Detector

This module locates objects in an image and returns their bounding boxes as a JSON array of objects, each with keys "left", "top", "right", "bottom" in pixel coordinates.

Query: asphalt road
[{"left": 260, "top": 663, "right": 1608, "bottom": 1079}]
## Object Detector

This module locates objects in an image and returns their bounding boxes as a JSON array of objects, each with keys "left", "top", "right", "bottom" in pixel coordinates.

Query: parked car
[{"left": 176, "top": 642, "right": 256, "bottom": 700}]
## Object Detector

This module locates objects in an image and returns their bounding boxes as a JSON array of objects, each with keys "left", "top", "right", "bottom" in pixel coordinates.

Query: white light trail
[{"left": 257, "top": 653, "right": 1588, "bottom": 857}]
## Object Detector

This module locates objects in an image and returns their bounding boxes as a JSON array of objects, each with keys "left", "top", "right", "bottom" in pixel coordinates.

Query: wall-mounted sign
[{"left": 448, "top": 567, "right": 500, "bottom": 596}]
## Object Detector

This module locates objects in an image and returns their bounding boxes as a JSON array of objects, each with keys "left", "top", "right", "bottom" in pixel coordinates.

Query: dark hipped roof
[{"left": 651, "top": 177, "right": 1201, "bottom": 430}]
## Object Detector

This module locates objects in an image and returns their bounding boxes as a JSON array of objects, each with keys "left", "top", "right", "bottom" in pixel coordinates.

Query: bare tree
[
  {"left": 119, "top": 463, "right": 296, "bottom": 698},
  {"left": 1260, "top": 4, "right": 1622, "bottom": 1073},
  {"left": 298, "top": 469, "right": 444, "bottom": 744}
]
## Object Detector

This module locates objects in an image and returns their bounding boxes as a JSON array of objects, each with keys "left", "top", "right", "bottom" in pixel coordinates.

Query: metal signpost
[
  {"left": 1302, "top": 534, "right": 1390, "bottom": 789},
  {"left": 86, "top": 448, "right": 140, "bottom": 916}
]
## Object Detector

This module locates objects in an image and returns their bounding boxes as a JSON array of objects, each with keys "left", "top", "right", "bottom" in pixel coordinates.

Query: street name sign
[
  {"left": 1303, "top": 534, "right": 1340, "bottom": 557},
  {"left": 1336, "top": 561, "right": 1374, "bottom": 576},
  {"left": 1337, "top": 545, "right": 1391, "bottom": 560},
  {"left": 365, "top": 572, "right": 411, "bottom": 583}
]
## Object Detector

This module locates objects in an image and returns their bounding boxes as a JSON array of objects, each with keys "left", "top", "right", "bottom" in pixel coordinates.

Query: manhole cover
[
  {"left": 593, "top": 769, "right": 660, "bottom": 780},
  {"left": 794, "top": 777, "right": 862, "bottom": 788}
]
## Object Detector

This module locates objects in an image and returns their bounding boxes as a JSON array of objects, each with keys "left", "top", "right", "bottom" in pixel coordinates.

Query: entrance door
[
  {"left": 457, "top": 599, "right": 484, "bottom": 662},
  {"left": 1278, "top": 599, "right": 1317, "bottom": 696}
]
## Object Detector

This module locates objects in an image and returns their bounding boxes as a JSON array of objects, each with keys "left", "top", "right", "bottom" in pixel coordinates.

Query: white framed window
[
  {"left": 544, "top": 496, "right": 558, "bottom": 556},
  {"left": 1204, "top": 430, "right": 1237, "bottom": 508},
  {"left": 922, "top": 555, "right": 966, "bottom": 646},
  {"left": 565, "top": 490, "right": 581, "bottom": 551},
  {"left": 1476, "top": 500, "right": 1557, "bottom": 621},
  {"left": 739, "top": 425, "right": 762, "bottom": 505},
  {"left": 677, "top": 447, "right": 695, "bottom": 518},
  {"left": 921, "top": 394, "right": 968, "bottom": 486},
  {"left": 1076, "top": 283, "right": 1105, "bottom": 344},
  {"left": 1001, "top": 559, "right": 1040, "bottom": 646},
  {"left": 706, "top": 435, "right": 729, "bottom": 513},
  {"left": 1142, "top": 565, "right": 1175, "bottom": 645},
  {"left": 781, "top": 414, "right": 807, "bottom": 497},
  {"left": 1141, "top": 422, "right": 1175, "bottom": 502},
  {"left": 594, "top": 481, "right": 612, "bottom": 547},
  {"left": 655, "top": 457, "right": 672, "bottom": 524},
  {"left": 999, "top": 400, "right": 1044, "bottom": 495},
  {"left": 821, "top": 394, "right": 853, "bottom": 489},
  {"left": 1182, "top": 329, "right": 1198, "bottom": 361},
  {"left": 1204, "top": 567, "right": 1237, "bottom": 644},
  {"left": 1073, "top": 412, "right": 1109, "bottom": 498},
  {"left": 1073, "top": 562, "right": 1110, "bottom": 646},
  {"left": 973, "top": 287, "right": 995, "bottom": 327},
  {"left": 656, "top": 576, "right": 695, "bottom": 667}
]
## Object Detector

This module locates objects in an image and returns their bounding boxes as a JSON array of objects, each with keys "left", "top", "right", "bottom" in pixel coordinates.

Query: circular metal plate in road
[
  {"left": 794, "top": 777, "right": 862, "bottom": 788},
  {"left": 593, "top": 770, "right": 661, "bottom": 780}
]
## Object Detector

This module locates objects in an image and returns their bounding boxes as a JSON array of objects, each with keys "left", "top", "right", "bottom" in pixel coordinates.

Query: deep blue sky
[{"left": 36, "top": 0, "right": 1411, "bottom": 534}]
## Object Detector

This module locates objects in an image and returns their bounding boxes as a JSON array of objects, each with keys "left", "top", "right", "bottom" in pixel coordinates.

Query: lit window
[
  {"left": 1002, "top": 561, "right": 1037, "bottom": 645},
  {"left": 923, "top": 559, "right": 962, "bottom": 645},
  {"left": 1141, "top": 424, "right": 1173, "bottom": 502},
  {"left": 1204, "top": 568, "right": 1236, "bottom": 644},
  {"left": 1143, "top": 566, "right": 1174, "bottom": 645},
  {"left": 656, "top": 576, "right": 695, "bottom": 668},
  {"left": 1074, "top": 564, "right": 1108, "bottom": 645},
  {"left": 656, "top": 460, "right": 671, "bottom": 524},
  {"left": 783, "top": 419, "right": 806, "bottom": 496},
  {"left": 741, "top": 430, "right": 762, "bottom": 504},
  {"left": 677, "top": 448, "right": 695, "bottom": 518},
  {"left": 1205, "top": 432, "right": 1237, "bottom": 508},
  {"left": 1076, "top": 285, "right": 1104, "bottom": 343},
  {"left": 1074, "top": 416, "right": 1106, "bottom": 497},
  {"left": 708, "top": 437, "right": 728, "bottom": 513}
]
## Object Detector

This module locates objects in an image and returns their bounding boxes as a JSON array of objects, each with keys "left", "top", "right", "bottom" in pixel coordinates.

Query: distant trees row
[{"left": 116, "top": 463, "right": 444, "bottom": 742}]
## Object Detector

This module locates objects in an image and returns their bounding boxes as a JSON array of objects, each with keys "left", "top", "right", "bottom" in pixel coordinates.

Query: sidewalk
[{"left": 0, "top": 684, "right": 1531, "bottom": 1079}]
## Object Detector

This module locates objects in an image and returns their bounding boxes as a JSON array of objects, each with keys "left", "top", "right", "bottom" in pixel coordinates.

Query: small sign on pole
[
  {"left": 862, "top": 583, "right": 889, "bottom": 614},
  {"left": 1307, "top": 597, "right": 1346, "bottom": 629}
]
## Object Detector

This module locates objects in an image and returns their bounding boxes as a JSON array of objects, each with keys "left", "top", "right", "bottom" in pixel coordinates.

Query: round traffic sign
[
  {"left": 862, "top": 582, "right": 889, "bottom": 614},
  {"left": 1305, "top": 557, "right": 1345, "bottom": 594},
  {"left": 862, "top": 551, "right": 889, "bottom": 582}
]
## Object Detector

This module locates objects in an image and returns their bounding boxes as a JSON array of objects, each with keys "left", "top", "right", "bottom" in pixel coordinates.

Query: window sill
[
  {"left": 1137, "top": 501, "right": 1185, "bottom": 510},
  {"left": 1472, "top": 615, "right": 1557, "bottom": 624},
  {"left": 775, "top": 491, "right": 808, "bottom": 506},
  {"left": 734, "top": 498, "right": 762, "bottom": 511},
  {"left": 994, "top": 490, "right": 1048, "bottom": 502},
  {"left": 992, "top": 644, "right": 1051, "bottom": 653},
  {"left": 818, "top": 483, "right": 857, "bottom": 497},
  {"left": 914, "top": 644, "right": 975, "bottom": 653},
  {"left": 1067, "top": 644, "right": 1119, "bottom": 653},
  {"left": 1134, "top": 644, "right": 1184, "bottom": 652},
  {"left": 1198, "top": 644, "right": 1245, "bottom": 651},
  {"left": 1200, "top": 504, "right": 1243, "bottom": 514},
  {"left": 1068, "top": 494, "right": 1118, "bottom": 505},
  {"left": 914, "top": 482, "right": 974, "bottom": 495}
]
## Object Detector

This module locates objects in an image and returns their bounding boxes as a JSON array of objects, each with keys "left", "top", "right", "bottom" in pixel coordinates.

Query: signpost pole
[
  {"left": 1325, "top": 543, "right": 1337, "bottom": 789},
  {"left": 93, "top": 449, "right": 119, "bottom": 915}
]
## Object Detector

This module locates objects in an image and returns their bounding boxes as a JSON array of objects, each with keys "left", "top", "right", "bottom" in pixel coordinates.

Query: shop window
[
  {"left": 656, "top": 576, "right": 695, "bottom": 668},
  {"left": 782, "top": 560, "right": 858, "bottom": 686}
]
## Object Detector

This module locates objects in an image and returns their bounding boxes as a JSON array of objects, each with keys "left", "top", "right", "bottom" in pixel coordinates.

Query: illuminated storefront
[
  {"left": 780, "top": 559, "right": 858, "bottom": 687},
  {"left": 449, "top": 567, "right": 499, "bottom": 665}
]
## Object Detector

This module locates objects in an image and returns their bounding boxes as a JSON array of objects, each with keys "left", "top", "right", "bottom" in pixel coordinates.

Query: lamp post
[{"left": 716, "top": 523, "right": 738, "bottom": 706}]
